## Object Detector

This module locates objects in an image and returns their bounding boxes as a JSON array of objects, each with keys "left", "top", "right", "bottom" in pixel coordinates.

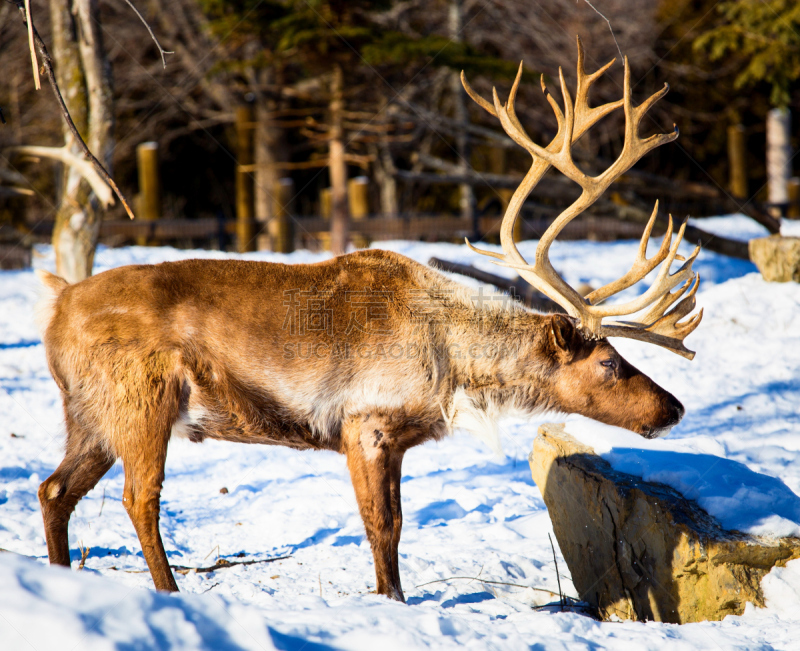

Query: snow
[
  {"left": 689, "top": 213, "right": 770, "bottom": 241},
  {"left": 0, "top": 552, "right": 276, "bottom": 651},
  {"left": 781, "top": 219, "right": 800, "bottom": 237},
  {"left": 688, "top": 212, "right": 800, "bottom": 240},
  {"left": 2, "top": 218, "right": 800, "bottom": 649}
]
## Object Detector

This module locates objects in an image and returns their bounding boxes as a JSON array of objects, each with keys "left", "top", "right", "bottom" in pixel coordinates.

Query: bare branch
[
  {"left": 121, "top": 0, "right": 173, "bottom": 68},
  {"left": 170, "top": 555, "right": 292, "bottom": 575},
  {"left": 0, "top": 186, "right": 34, "bottom": 197},
  {"left": 581, "top": 0, "right": 624, "bottom": 63},
  {"left": 23, "top": 0, "right": 40, "bottom": 89},
  {"left": 10, "top": 145, "right": 114, "bottom": 207},
  {"left": 14, "top": 1, "right": 135, "bottom": 219}
]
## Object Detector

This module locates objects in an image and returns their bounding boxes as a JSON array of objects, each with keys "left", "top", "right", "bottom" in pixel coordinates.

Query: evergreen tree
[{"left": 694, "top": 0, "right": 800, "bottom": 107}]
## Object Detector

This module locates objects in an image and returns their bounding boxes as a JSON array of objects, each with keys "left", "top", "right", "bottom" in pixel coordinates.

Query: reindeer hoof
[{"left": 385, "top": 587, "right": 406, "bottom": 603}]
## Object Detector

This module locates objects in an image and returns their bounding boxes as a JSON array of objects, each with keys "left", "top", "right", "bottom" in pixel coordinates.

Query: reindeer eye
[{"left": 600, "top": 359, "right": 616, "bottom": 369}]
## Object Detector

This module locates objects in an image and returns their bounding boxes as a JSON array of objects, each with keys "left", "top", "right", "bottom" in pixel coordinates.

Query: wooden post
[
  {"left": 269, "top": 177, "right": 295, "bottom": 253},
  {"left": 767, "top": 108, "right": 791, "bottom": 218},
  {"left": 236, "top": 105, "right": 255, "bottom": 253},
  {"left": 320, "top": 188, "right": 332, "bottom": 219},
  {"left": 318, "top": 188, "right": 332, "bottom": 251},
  {"left": 348, "top": 177, "right": 369, "bottom": 220},
  {"left": 348, "top": 176, "right": 369, "bottom": 249},
  {"left": 727, "top": 124, "right": 747, "bottom": 199},
  {"left": 136, "top": 141, "right": 160, "bottom": 246}
]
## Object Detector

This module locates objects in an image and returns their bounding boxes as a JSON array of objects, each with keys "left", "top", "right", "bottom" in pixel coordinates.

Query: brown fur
[{"left": 36, "top": 249, "right": 683, "bottom": 601}]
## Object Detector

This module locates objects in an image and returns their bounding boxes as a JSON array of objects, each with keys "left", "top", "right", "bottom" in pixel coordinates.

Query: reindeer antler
[{"left": 462, "top": 37, "right": 702, "bottom": 360}]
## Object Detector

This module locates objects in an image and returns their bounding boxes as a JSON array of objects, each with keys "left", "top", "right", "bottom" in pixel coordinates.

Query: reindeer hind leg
[{"left": 39, "top": 408, "right": 116, "bottom": 567}]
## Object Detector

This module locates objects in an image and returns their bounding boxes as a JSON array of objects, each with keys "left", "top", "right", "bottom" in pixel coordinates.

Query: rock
[
  {"left": 529, "top": 423, "right": 800, "bottom": 623},
  {"left": 749, "top": 235, "right": 800, "bottom": 282}
]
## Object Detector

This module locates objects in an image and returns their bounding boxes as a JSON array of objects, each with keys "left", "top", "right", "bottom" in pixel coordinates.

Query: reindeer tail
[{"left": 35, "top": 269, "right": 69, "bottom": 336}]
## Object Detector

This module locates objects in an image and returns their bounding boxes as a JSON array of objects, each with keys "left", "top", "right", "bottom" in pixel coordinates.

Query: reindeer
[{"left": 35, "top": 40, "right": 701, "bottom": 603}]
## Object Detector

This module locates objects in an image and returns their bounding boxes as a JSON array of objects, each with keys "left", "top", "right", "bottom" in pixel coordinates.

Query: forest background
[{"left": 0, "top": 0, "right": 798, "bottom": 278}]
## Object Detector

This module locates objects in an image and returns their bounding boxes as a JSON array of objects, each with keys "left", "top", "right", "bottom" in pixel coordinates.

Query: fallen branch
[
  {"left": 10, "top": 145, "right": 114, "bottom": 207},
  {"left": 169, "top": 555, "right": 292, "bottom": 575},
  {"left": 112, "top": 554, "right": 292, "bottom": 575},
  {"left": 681, "top": 222, "right": 750, "bottom": 260},
  {"left": 615, "top": 204, "right": 751, "bottom": 260},
  {"left": 532, "top": 595, "right": 589, "bottom": 612},
  {"left": 77, "top": 542, "right": 90, "bottom": 570},
  {"left": 615, "top": 174, "right": 780, "bottom": 235},
  {"left": 429, "top": 257, "right": 565, "bottom": 313},
  {"left": 14, "top": 1, "right": 135, "bottom": 219},
  {"left": 415, "top": 576, "right": 561, "bottom": 596}
]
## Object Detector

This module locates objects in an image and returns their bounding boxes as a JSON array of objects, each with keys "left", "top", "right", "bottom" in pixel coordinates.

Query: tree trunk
[
  {"left": 371, "top": 92, "right": 398, "bottom": 218},
  {"left": 329, "top": 65, "right": 349, "bottom": 256},
  {"left": 253, "top": 65, "right": 287, "bottom": 251},
  {"left": 449, "top": 0, "right": 476, "bottom": 236},
  {"left": 50, "top": 0, "right": 113, "bottom": 283},
  {"left": 254, "top": 102, "right": 280, "bottom": 250},
  {"left": 371, "top": 137, "right": 398, "bottom": 218}
]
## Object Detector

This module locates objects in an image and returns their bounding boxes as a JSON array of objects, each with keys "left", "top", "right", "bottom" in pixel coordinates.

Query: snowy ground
[{"left": 1, "top": 215, "right": 800, "bottom": 649}]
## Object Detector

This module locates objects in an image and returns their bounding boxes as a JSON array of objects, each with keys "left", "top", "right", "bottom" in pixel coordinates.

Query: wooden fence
[{"left": 23, "top": 213, "right": 648, "bottom": 252}]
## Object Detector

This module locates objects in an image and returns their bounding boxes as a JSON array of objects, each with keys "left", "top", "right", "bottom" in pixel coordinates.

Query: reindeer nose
[{"left": 666, "top": 394, "right": 685, "bottom": 426}]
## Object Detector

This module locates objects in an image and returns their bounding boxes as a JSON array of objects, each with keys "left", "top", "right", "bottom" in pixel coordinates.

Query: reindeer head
[
  {"left": 540, "top": 314, "right": 684, "bottom": 438},
  {"left": 463, "top": 38, "right": 702, "bottom": 436}
]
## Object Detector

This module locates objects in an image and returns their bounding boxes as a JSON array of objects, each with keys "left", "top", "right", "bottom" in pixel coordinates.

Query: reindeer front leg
[{"left": 342, "top": 414, "right": 405, "bottom": 602}]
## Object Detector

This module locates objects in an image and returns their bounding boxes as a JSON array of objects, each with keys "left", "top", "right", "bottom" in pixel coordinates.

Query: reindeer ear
[{"left": 549, "top": 314, "right": 578, "bottom": 358}]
